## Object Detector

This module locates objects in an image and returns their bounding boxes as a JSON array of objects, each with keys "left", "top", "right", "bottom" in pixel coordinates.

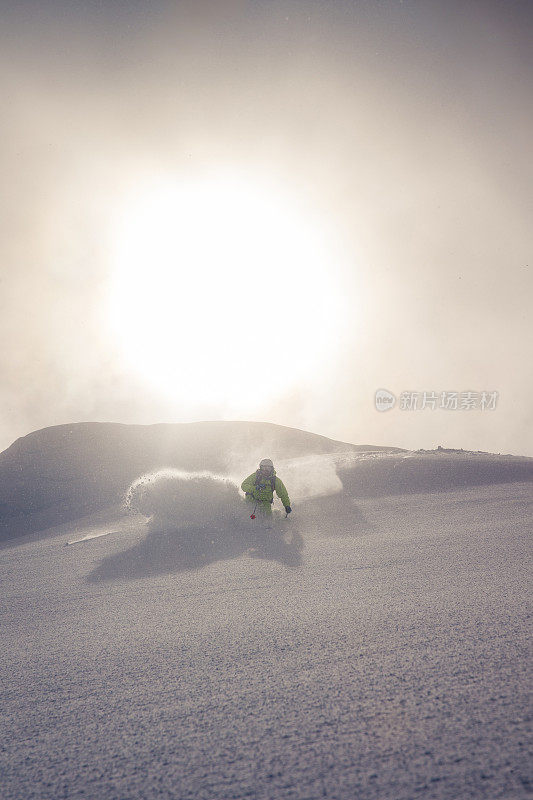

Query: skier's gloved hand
[{"left": 285, "top": 506, "right": 292, "bottom": 514}]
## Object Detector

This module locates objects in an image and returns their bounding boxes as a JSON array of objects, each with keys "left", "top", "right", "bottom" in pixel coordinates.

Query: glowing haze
[
  {"left": 1, "top": 0, "right": 531, "bottom": 455},
  {"left": 108, "top": 172, "right": 349, "bottom": 408}
]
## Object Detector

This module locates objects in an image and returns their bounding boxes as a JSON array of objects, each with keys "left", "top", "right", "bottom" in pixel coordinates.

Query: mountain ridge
[{"left": 1, "top": 420, "right": 531, "bottom": 543}]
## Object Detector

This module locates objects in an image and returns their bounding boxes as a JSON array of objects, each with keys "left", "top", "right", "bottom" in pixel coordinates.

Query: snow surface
[{"left": 1, "top": 452, "right": 531, "bottom": 800}]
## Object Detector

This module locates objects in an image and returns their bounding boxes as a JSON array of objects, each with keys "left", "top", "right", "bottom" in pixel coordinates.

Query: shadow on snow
[{"left": 86, "top": 519, "right": 304, "bottom": 582}]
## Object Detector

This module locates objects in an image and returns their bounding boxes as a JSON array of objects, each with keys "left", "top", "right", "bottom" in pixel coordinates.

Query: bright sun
[{"left": 107, "top": 173, "right": 347, "bottom": 410}]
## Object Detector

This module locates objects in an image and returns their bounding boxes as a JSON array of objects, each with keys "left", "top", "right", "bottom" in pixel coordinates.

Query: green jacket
[{"left": 241, "top": 470, "right": 291, "bottom": 507}]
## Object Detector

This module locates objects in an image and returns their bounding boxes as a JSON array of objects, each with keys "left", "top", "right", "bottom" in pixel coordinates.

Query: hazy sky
[{"left": 1, "top": 0, "right": 532, "bottom": 455}]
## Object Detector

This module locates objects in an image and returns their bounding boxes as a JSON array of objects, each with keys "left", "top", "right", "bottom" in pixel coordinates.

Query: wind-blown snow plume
[
  {"left": 125, "top": 468, "right": 247, "bottom": 530},
  {"left": 276, "top": 455, "right": 343, "bottom": 502},
  {"left": 225, "top": 451, "right": 343, "bottom": 505}
]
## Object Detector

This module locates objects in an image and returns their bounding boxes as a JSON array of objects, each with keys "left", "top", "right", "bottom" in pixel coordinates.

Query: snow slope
[{"left": 0, "top": 437, "right": 531, "bottom": 799}]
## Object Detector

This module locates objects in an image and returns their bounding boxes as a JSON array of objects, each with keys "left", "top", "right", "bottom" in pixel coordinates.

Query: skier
[{"left": 241, "top": 458, "right": 292, "bottom": 518}]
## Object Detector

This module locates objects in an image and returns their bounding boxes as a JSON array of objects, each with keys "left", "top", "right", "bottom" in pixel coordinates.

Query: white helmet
[{"left": 259, "top": 458, "right": 274, "bottom": 469}]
